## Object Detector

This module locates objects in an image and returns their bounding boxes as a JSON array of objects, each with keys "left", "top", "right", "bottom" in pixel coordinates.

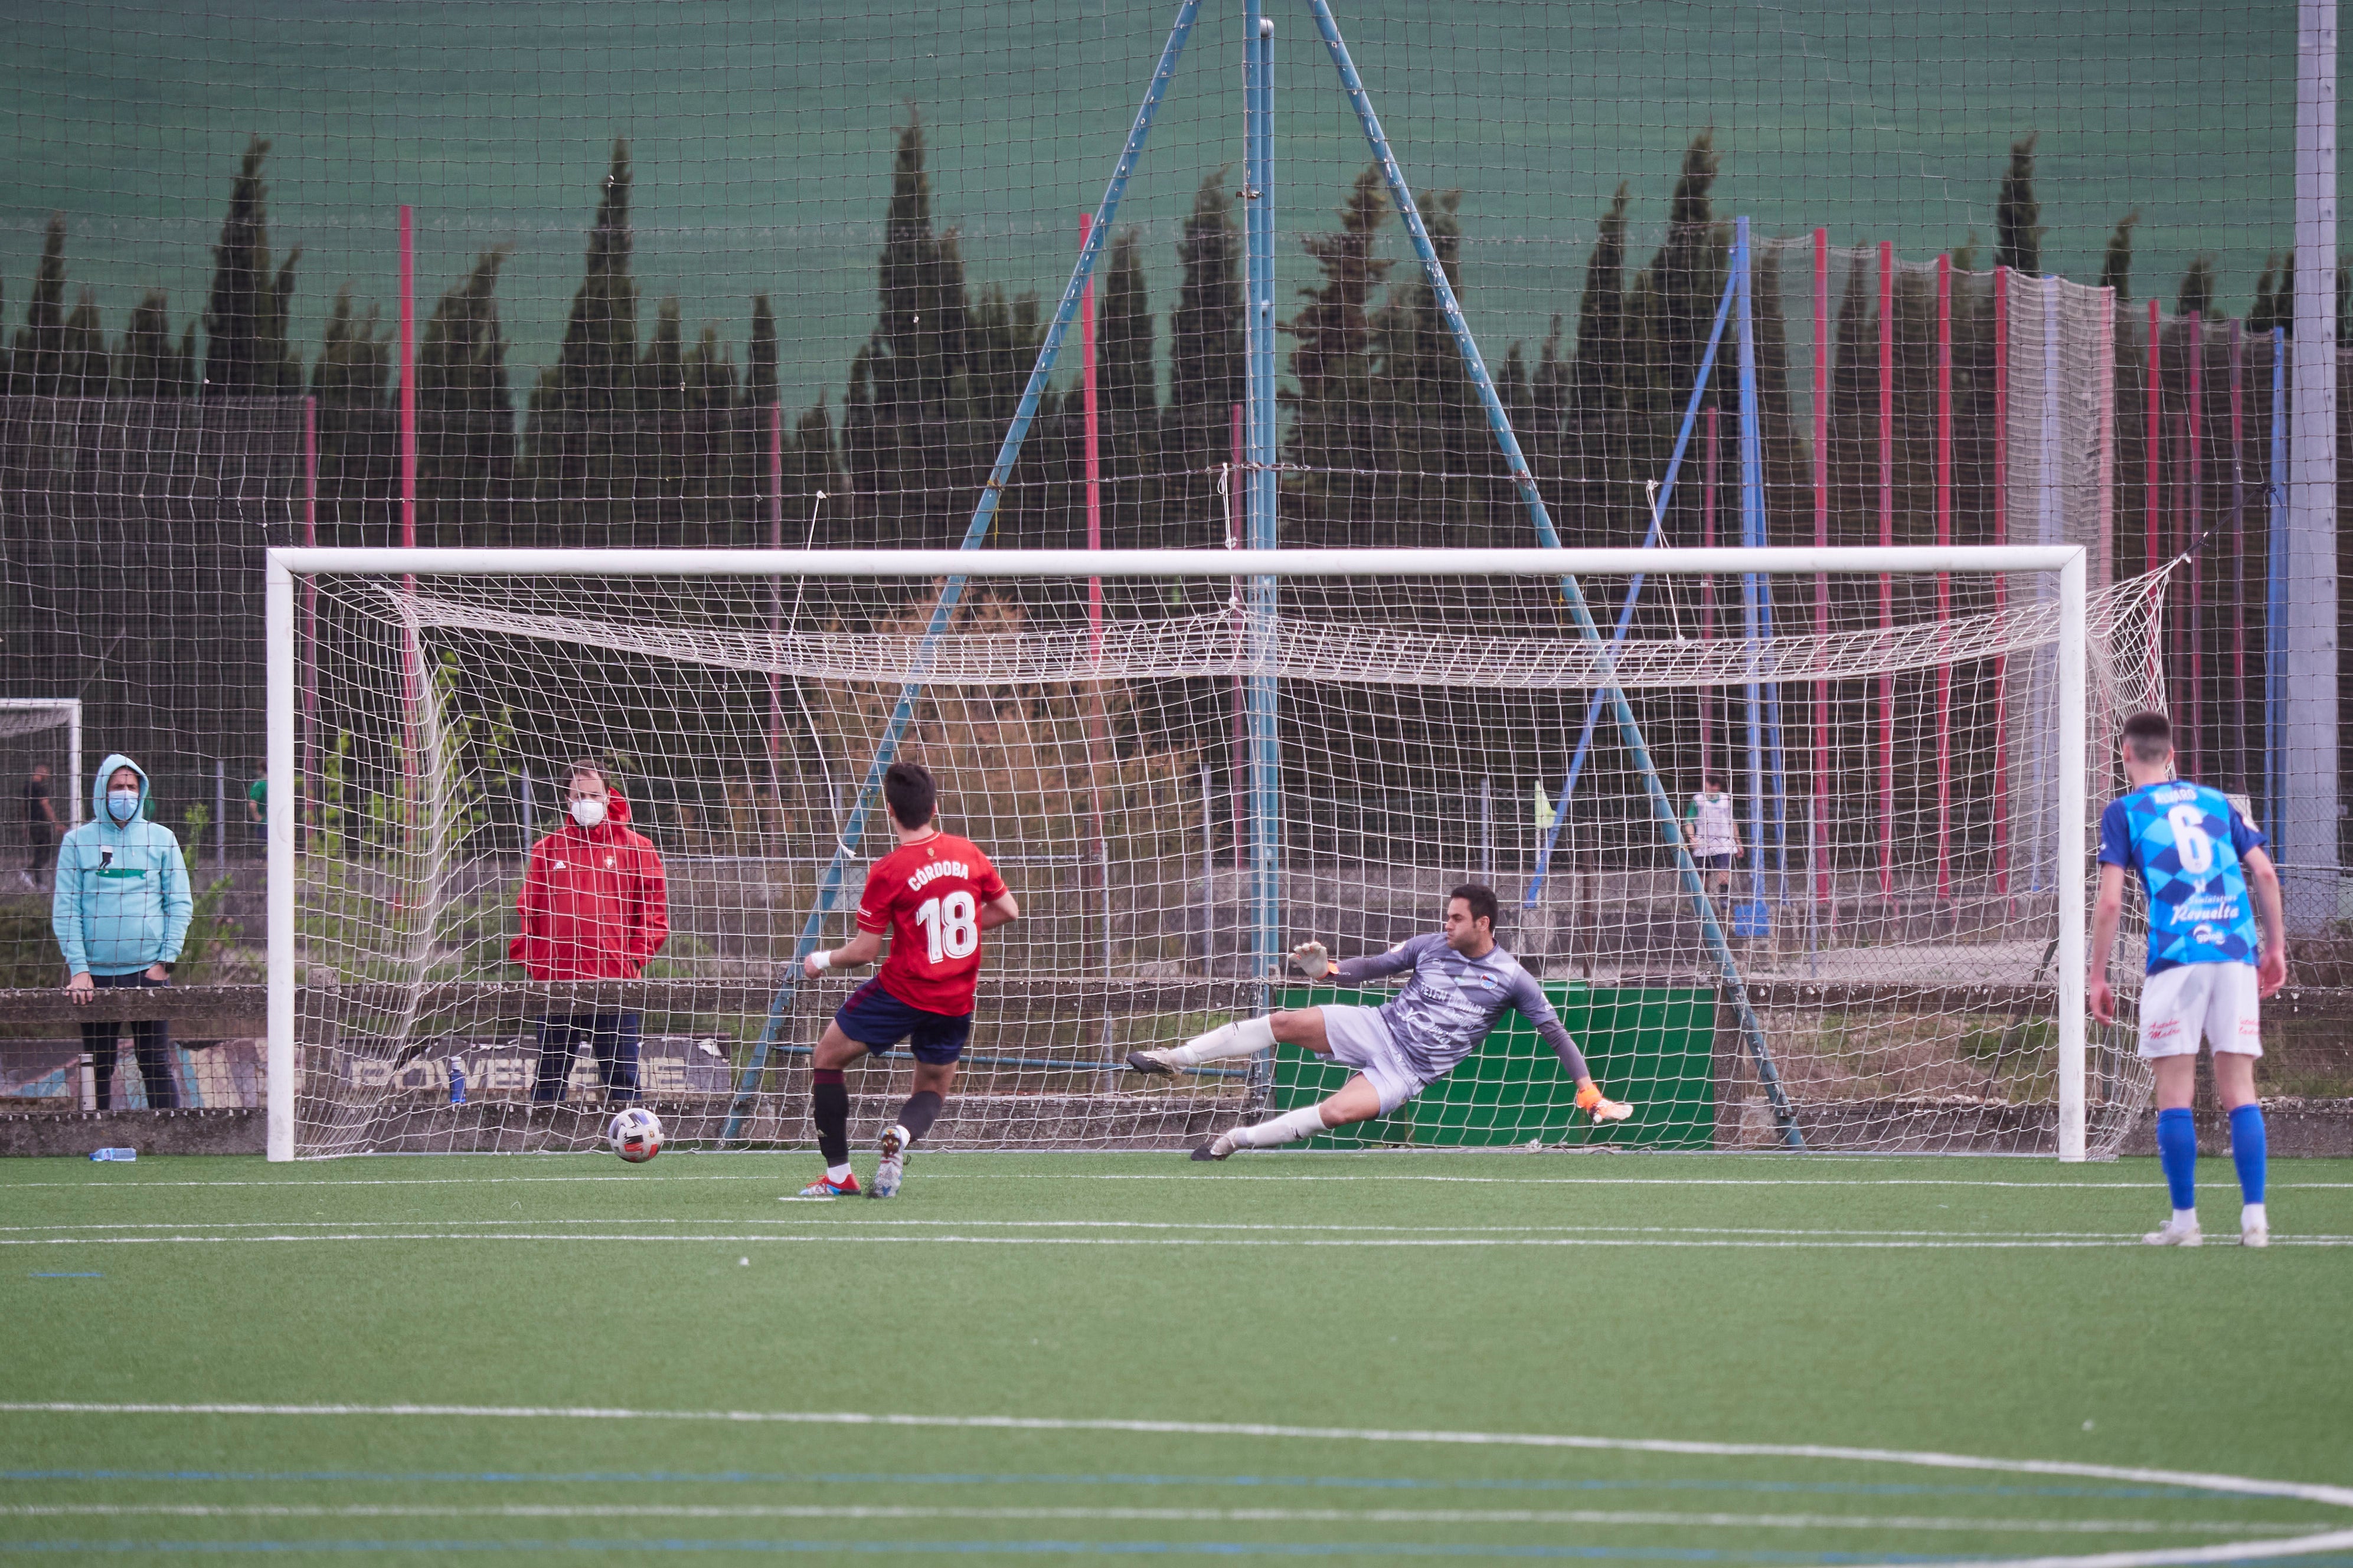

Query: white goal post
[
  {"left": 0, "top": 699, "right": 83, "bottom": 824},
  {"left": 264, "top": 544, "right": 2095, "bottom": 1163}
]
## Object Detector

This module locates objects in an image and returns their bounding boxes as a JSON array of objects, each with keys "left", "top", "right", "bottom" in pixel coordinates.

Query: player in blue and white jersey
[
  {"left": 1126, "top": 884, "right": 1633, "bottom": 1160},
  {"left": 2089, "top": 711, "right": 2289, "bottom": 1248}
]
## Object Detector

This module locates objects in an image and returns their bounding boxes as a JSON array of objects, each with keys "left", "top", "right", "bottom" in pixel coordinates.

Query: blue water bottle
[{"left": 446, "top": 1055, "right": 468, "bottom": 1105}]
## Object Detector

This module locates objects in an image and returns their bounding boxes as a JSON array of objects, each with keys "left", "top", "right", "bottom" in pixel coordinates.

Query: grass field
[{"left": 5, "top": 1148, "right": 2351, "bottom": 1563}]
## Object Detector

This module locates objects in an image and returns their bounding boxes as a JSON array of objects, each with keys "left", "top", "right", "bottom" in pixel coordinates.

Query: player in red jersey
[{"left": 793, "top": 760, "right": 1018, "bottom": 1199}]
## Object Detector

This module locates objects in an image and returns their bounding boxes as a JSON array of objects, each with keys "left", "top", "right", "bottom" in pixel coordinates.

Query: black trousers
[
  {"left": 532, "top": 1013, "right": 641, "bottom": 1104},
  {"left": 82, "top": 972, "right": 177, "bottom": 1110}
]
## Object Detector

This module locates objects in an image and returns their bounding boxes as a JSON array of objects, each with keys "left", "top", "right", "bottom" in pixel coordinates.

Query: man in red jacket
[{"left": 510, "top": 763, "right": 669, "bottom": 1105}]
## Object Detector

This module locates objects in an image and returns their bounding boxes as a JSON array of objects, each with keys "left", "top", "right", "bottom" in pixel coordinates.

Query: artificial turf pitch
[{"left": 4, "top": 1150, "right": 2350, "bottom": 1564}]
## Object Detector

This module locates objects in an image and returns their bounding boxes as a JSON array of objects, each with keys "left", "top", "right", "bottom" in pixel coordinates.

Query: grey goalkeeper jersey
[{"left": 1332, "top": 932, "right": 1588, "bottom": 1083}]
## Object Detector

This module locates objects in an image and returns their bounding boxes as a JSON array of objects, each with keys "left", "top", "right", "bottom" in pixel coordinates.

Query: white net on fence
[{"left": 287, "top": 560, "right": 2165, "bottom": 1158}]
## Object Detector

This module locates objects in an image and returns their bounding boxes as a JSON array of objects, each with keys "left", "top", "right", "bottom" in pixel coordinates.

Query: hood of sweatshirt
[{"left": 91, "top": 752, "right": 149, "bottom": 830}]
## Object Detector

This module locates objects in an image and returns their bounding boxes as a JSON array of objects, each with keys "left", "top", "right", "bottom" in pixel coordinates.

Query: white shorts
[
  {"left": 1319, "top": 1004, "right": 1429, "bottom": 1115},
  {"left": 2136, "top": 962, "right": 2263, "bottom": 1060}
]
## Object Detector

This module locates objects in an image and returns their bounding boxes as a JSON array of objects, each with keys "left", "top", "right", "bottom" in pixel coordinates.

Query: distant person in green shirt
[{"left": 247, "top": 772, "right": 267, "bottom": 845}]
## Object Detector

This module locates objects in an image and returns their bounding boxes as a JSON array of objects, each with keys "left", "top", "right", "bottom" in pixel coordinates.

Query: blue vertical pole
[
  {"left": 1303, "top": 0, "right": 1801, "bottom": 1145},
  {"left": 2267, "top": 325, "right": 2290, "bottom": 847},
  {"left": 1244, "top": 1, "right": 1281, "bottom": 1019},
  {"left": 722, "top": 0, "right": 1202, "bottom": 1140},
  {"left": 1736, "top": 218, "right": 1793, "bottom": 928},
  {"left": 1524, "top": 265, "right": 1739, "bottom": 907},
  {"left": 1737, "top": 221, "right": 1768, "bottom": 927}
]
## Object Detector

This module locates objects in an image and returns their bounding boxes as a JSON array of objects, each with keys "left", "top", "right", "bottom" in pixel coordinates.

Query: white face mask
[
  {"left": 570, "top": 796, "right": 607, "bottom": 829},
  {"left": 106, "top": 788, "right": 140, "bottom": 824}
]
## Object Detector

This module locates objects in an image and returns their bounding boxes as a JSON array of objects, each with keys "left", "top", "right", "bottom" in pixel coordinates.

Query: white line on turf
[
  {"left": 0, "top": 1504, "right": 2326, "bottom": 1536},
  {"left": 12, "top": 1219, "right": 2316, "bottom": 1239},
  {"left": 5, "top": 1169, "right": 2346, "bottom": 1192},
  {"left": 4, "top": 1403, "right": 2353, "bottom": 1568},
  {"left": 4, "top": 1230, "right": 2342, "bottom": 1249}
]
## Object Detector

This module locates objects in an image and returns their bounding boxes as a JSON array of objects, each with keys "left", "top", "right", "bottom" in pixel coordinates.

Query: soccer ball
[{"left": 608, "top": 1107, "right": 664, "bottom": 1163}]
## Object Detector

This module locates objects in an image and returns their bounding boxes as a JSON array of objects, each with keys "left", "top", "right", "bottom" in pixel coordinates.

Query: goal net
[{"left": 268, "top": 545, "right": 2153, "bottom": 1161}]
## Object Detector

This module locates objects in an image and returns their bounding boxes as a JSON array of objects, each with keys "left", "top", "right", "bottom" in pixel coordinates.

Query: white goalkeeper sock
[
  {"left": 1163, "top": 1015, "right": 1277, "bottom": 1068},
  {"left": 1231, "top": 1105, "right": 1328, "bottom": 1150}
]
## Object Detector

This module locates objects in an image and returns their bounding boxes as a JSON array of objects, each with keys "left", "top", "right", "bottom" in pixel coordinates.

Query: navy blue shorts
[
  {"left": 834, "top": 977, "right": 973, "bottom": 1065},
  {"left": 1698, "top": 852, "right": 1734, "bottom": 870}
]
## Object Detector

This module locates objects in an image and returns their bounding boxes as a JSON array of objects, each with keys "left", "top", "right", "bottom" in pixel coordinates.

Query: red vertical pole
[
  {"left": 396, "top": 206, "right": 421, "bottom": 810},
  {"left": 1811, "top": 229, "right": 1831, "bottom": 915},
  {"left": 2186, "top": 313, "right": 2204, "bottom": 782},
  {"left": 1701, "top": 406, "right": 1718, "bottom": 785},
  {"left": 1991, "top": 269, "right": 2011, "bottom": 902},
  {"left": 1876, "top": 240, "right": 1895, "bottom": 905},
  {"left": 1228, "top": 401, "right": 1246, "bottom": 870},
  {"left": 2145, "top": 299, "right": 2161, "bottom": 576},
  {"left": 300, "top": 395, "right": 318, "bottom": 841},
  {"left": 766, "top": 405, "right": 787, "bottom": 841},
  {"left": 1081, "top": 212, "right": 1103, "bottom": 660},
  {"left": 1934, "top": 253, "right": 1954, "bottom": 905}
]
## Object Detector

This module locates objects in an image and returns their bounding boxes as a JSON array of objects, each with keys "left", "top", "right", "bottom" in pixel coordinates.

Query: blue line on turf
[
  {"left": 25, "top": 1274, "right": 101, "bottom": 1279},
  {"left": 0, "top": 1469, "right": 2266, "bottom": 1503}
]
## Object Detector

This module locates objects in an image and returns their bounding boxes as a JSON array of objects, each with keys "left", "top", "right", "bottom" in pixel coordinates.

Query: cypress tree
[
  {"left": 1995, "top": 134, "right": 2043, "bottom": 277},
  {"left": 311, "top": 285, "right": 393, "bottom": 544},
  {"left": 60, "top": 289, "right": 108, "bottom": 399},
  {"left": 525, "top": 140, "right": 640, "bottom": 529},
  {"left": 2099, "top": 211, "right": 2140, "bottom": 301},
  {"left": 418, "top": 247, "right": 515, "bottom": 533},
  {"left": 2175, "top": 257, "right": 2218, "bottom": 321},
  {"left": 1099, "top": 229, "right": 1153, "bottom": 428},
  {"left": 2247, "top": 253, "right": 2288, "bottom": 335},
  {"left": 11, "top": 214, "right": 68, "bottom": 398},
  {"left": 1169, "top": 171, "right": 1243, "bottom": 421},
  {"left": 202, "top": 137, "right": 302, "bottom": 397},
  {"left": 1566, "top": 184, "right": 1633, "bottom": 545},
  {"left": 114, "top": 290, "right": 194, "bottom": 400},
  {"left": 746, "top": 294, "right": 779, "bottom": 414},
  {"left": 1626, "top": 134, "right": 1729, "bottom": 548},
  {"left": 1081, "top": 228, "right": 1159, "bottom": 553},
  {"left": 1281, "top": 167, "right": 1390, "bottom": 546},
  {"left": 1370, "top": 185, "right": 1490, "bottom": 540},
  {"left": 841, "top": 116, "right": 979, "bottom": 548}
]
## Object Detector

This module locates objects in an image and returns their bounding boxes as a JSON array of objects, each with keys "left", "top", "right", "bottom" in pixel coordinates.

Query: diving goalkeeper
[{"left": 1128, "top": 883, "right": 1633, "bottom": 1160}]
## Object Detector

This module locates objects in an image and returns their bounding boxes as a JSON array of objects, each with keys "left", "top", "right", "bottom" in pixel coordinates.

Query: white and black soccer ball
[{"left": 608, "top": 1107, "right": 664, "bottom": 1164}]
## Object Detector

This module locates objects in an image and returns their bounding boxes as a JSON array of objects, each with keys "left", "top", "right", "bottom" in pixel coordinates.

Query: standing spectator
[
  {"left": 1682, "top": 775, "right": 1742, "bottom": 920},
  {"left": 20, "top": 762, "right": 59, "bottom": 891},
  {"left": 53, "top": 754, "right": 191, "bottom": 1109},
  {"left": 510, "top": 763, "right": 668, "bottom": 1106},
  {"left": 246, "top": 770, "right": 268, "bottom": 846}
]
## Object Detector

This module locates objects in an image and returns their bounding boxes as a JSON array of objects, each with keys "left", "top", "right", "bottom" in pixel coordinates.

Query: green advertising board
[{"left": 1270, "top": 981, "right": 1717, "bottom": 1148}]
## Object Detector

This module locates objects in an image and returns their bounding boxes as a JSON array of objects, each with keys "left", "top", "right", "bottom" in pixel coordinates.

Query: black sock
[
  {"left": 895, "top": 1089, "right": 943, "bottom": 1145},
  {"left": 812, "top": 1070, "right": 850, "bottom": 1167}
]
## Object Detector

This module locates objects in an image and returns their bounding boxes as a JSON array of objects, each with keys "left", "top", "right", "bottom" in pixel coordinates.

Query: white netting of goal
[{"left": 282, "top": 562, "right": 2161, "bottom": 1159}]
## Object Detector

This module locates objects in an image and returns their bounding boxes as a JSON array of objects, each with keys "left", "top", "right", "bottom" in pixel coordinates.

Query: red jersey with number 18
[{"left": 857, "top": 832, "right": 1009, "bottom": 1016}]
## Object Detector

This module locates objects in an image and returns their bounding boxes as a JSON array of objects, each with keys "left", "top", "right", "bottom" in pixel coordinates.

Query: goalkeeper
[{"left": 1128, "top": 884, "right": 1632, "bottom": 1160}]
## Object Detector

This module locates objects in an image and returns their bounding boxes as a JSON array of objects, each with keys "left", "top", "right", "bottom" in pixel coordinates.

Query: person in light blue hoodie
[{"left": 53, "top": 754, "right": 191, "bottom": 1110}]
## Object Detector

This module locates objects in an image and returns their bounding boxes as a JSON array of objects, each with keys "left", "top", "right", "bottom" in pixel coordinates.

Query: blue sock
[
  {"left": 2156, "top": 1107, "right": 2198, "bottom": 1212},
  {"left": 2229, "top": 1103, "right": 2267, "bottom": 1205}
]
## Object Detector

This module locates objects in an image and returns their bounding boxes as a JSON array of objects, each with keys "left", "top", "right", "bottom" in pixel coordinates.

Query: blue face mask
[{"left": 106, "top": 788, "right": 140, "bottom": 824}]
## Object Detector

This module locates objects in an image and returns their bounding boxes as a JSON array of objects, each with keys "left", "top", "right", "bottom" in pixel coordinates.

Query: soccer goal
[{"left": 264, "top": 542, "right": 2145, "bottom": 1163}]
